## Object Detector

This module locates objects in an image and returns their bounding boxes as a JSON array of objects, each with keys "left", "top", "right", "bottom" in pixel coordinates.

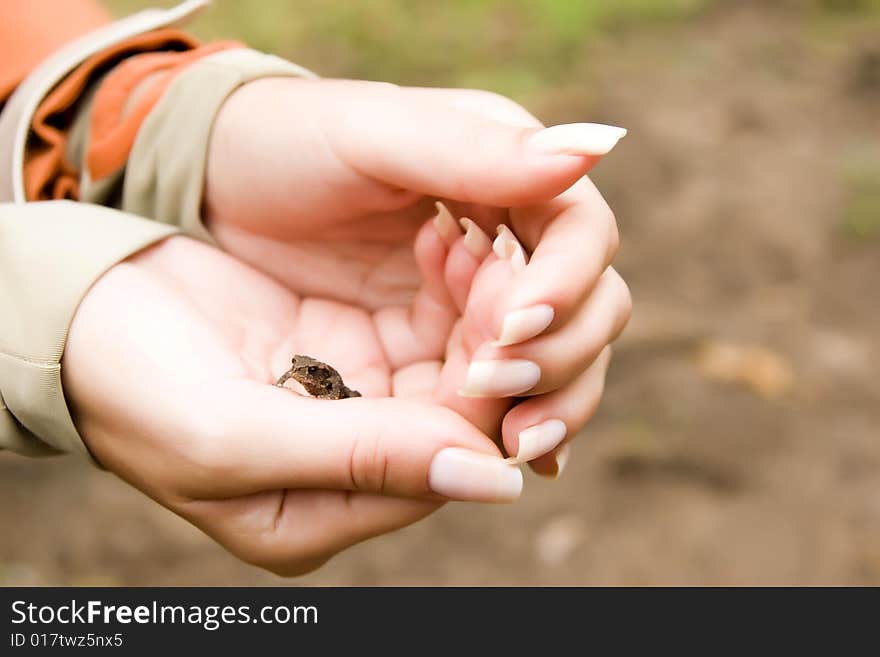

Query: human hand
[
  {"left": 62, "top": 236, "right": 520, "bottom": 576},
  {"left": 204, "top": 78, "right": 631, "bottom": 474}
]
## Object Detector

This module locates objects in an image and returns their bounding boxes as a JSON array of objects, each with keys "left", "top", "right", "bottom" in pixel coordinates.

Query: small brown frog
[{"left": 275, "top": 355, "right": 361, "bottom": 400}]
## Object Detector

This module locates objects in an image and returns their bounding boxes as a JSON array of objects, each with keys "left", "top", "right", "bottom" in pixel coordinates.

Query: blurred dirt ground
[{"left": 2, "top": 1, "right": 879, "bottom": 585}]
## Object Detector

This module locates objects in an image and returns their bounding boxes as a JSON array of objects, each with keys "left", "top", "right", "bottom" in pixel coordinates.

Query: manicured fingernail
[
  {"left": 433, "top": 201, "right": 462, "bottom": 246},
  {"left": 459, "top": 359, "right": 541, "bottom": 397},
  {"left": 515, "top": 419, "right": 567, "bottom": 463},
  {"left": 459, "top": 217, "right": 492, "bottom": 259},
  {"left": 494, "top": 304, "right": 555, "bottom": 347},
  {"left": 429, "top": 447, "right": 523, "bottom": 502},
  {"left": 493, "top": 225, "right": 527, "bottom": 272},
  {"left": 551, "top": 443, "right": 571, "bottom": 479},
  {"left": 492, "top": 224, "right": 515, "bottom": 257},
  {"left": 504, "top": 240, "right": 527, "bottom": 272},
  {"left": 528, "top": 123, "right": 627, "bottom": 156}
]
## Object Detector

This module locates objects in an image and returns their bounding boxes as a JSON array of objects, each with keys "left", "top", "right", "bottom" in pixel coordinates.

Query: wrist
[{"left": 203, "top": 76, "right": 321, "bottom": 232}]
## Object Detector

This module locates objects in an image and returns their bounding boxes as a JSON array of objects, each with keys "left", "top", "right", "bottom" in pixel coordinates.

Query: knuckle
[
  {"left": 603, "top": 343, "right": 615, "bottom": 362},
  {"left": 564, "top": 371, "right": 608, "bottom": 431},
  {"left": 582, "top": 337, "right": 609, "bottom": 371},
  {"left": 604, "top": 209, "right": 620, "bottom": 261},
  {"left": 604, "top": 204, "right": 618, "bottom": 227},
  {"left": 571, "top": 387, "right": 604, "bottom": 431},
  {"left": 608, "top": 268, "right": 633, "bottom": 327},
  {"left": 607, "top": 265, "right": 627, "bottom": 293},
  {"left": 347, "top": 426, "right": 389, "bottom": 493},
  {"left": 620, "top": 279, "right": 634, "bottom": 320}
]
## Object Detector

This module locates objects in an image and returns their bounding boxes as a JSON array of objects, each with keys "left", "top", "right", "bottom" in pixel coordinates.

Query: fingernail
[
  {"left": 550, "top": 443, "right": 571, "bottom": 479},
  {"left": 459, "top": 217, "right": 492, "bottom": 259},
  {"left": 493, "top": 225, "right": 527, "bottom": 272},
  {"left": 429, "top": 447, "right": 523, "bottom": 502},
  {"left": 514, "top": 419, "right": 567, "bottom": 463},
  {"left": 493, "top": 304, "right": 555, "bottom": 347},
  {"left": 504, "top": 240, "right": 527, "bottom": 272},
  {"left": 459, "top": 359, "right": 541, "bottom": 397},
  {"left": 492, "top": 225, "right": 516, "bottom": 257},
  {"left": 433, "top": 201, "right": 462, "bottom": 246},
  {"left": 528, "top": 123, "right": 627, "bottom": 156}
]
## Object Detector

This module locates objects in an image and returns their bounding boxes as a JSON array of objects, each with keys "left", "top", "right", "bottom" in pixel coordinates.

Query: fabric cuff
[
  {"left": 0, "top": 201, "right": 177, "bottom": 455},
  {"left": 0, "top": 0, "right": 210, "bottom": 203},
  {"left": 82, "top": 48, "right": 316, "bottom": 242}
]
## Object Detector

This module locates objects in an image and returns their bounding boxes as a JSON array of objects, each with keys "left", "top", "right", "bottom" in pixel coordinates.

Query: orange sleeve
[
  {"left": 0, "top": 0, "right": 111, "bottom": 105},
  {"left": 22, "top": 28, "right": 242, "bottom": 201},
  {"left": 86, "top": 40, "right": 241, "bottom": 181}
]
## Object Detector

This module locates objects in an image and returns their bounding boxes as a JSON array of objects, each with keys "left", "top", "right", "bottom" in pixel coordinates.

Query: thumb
[
  {"left": 195, "top": 380, "right": 523, "bottom": 504},
  {"left": 325, "top": 82, "right": 627, "bottom": 206}
]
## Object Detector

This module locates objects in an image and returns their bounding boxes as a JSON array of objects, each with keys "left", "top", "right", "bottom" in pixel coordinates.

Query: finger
[
  {"left": 500, "top": 346, "right": 613, "bottom": 471},
  {"left": 443, "top": 216, "right": 494, "bottom": 312},
  {"left": 458, "top": 252, "right": 522, "bottom": 357},
  {"left": 462, "top": 267, "right": 631, "bottom": 397},
  {"left": 528, "top": 443, "right": 571, "bottom": 479},
  {"left": 325, "top": 82, "right": 626, "bottom": 207},
  {"left": 433, "top": 318, "right": 513, "bottom": 440},
  {"left": 183, "top": 380, "right": 523, "bottom": 504},
  {"left": 404, "top": 87, "right": 543, "bottom": 128},
  {"left": 373, "top": 204, "right": 461, "bottom": 368},
  {"left": 454, "top": 223, "right": 536, "bottom": 357},
  {"left": 391, "top": 360, "right": 442, "bottom": 401},
  {"left": 182, "top": 490, "right": 439, "bottom": 577},
  {"left": 485, "top": 177, "right": 621, "bottom": 348}
]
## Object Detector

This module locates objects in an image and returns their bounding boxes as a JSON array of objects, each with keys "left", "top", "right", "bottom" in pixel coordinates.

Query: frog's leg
[{"left": 275, "top": 367, "right": 296, "bottom": 388}]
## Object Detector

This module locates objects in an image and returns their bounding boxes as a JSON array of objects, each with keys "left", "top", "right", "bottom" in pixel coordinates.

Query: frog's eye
[{"left": 308, "top": 366, "right": 317, "bottom": 375}]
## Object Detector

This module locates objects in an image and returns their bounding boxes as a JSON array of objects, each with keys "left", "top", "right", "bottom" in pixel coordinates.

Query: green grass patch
[{"left": 105, "top": 0, "right": 713, "bottom": 99}]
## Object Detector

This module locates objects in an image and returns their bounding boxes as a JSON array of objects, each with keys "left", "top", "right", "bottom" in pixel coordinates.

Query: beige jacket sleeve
[
  {"left": 1, "top": 49, "right": 313, "bottom": 456},
  {"left": 79, "top": 48, "right": 315, "bottom": 241},
  {"left": 0, "top": 202, "right": 176, "bottom": 456}
]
